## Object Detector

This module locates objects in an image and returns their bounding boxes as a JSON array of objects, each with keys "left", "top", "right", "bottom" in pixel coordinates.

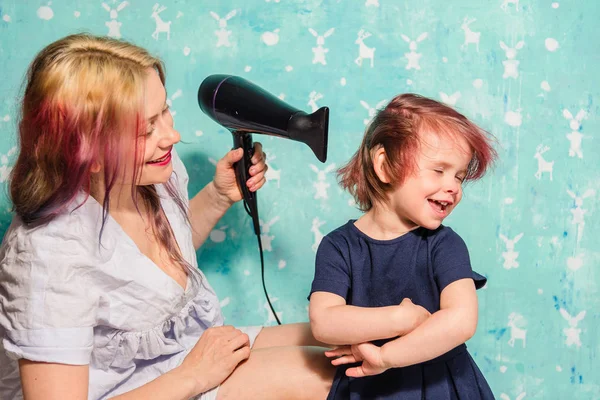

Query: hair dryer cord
[{"left": 243, "top": 198, "right": 282, "bottom": 325}]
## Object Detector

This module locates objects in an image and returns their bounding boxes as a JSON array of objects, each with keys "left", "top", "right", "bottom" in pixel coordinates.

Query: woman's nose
[{"left": 159, "top": 122, "right": 180, "bottom": 146}]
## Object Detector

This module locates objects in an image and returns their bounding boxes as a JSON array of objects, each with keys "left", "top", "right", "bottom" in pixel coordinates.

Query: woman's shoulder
[{"left": 1, "top": 195, "right": 110, "bottom": 266}]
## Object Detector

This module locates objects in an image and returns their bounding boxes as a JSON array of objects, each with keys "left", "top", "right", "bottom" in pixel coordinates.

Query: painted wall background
[{"left": 0, "top": 1, "right": 598, "bottom": 398}]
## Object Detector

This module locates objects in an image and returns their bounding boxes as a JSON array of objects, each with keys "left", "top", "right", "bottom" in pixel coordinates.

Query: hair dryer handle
[{"left": 233, "top": 133, "right": 261, "bottom": 235}]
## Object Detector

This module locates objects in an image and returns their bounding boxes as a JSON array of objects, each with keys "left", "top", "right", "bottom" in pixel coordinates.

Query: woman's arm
[
  {"left": 188, "top": 180, "right": 234, "bottom": 250},
  {"left": 18, "top": 326, "right": 250, "bottom": 400},
  {"left": 188, "top": 145, "right": 267, "bottom": 250},
  {"left": 19, "top": 361, "right": 197, "bottom": 400},
  {"left": 327, "top": 278, "right": 478, "bottom": 377},
  {"left": 309, "top": 292, "right": 430, "bottom": 345}
]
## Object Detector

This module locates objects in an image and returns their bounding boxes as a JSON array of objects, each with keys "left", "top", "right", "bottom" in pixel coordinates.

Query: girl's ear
[{"left": 373, "top": 147, "right": 391, "bottom": 184}]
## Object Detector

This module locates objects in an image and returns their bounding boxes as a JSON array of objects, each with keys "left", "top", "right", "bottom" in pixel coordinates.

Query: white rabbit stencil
[
  {"left": 264, "top": 155, "right": 281, "bottom": 188},
  {"left": 567, "top": 188, "right": 595, "bottom": 243},
  {"left": 308, "top": 91, "right": 324, "bottom": 113},
  {"left": 402, "top": 33, "right": 428, "bottom": 70},
  {"left": 210, "top": 10, "right": 237, "bottom": 47},
  {"left": 500, "top": 40, "right": 525, "bottom": 79},
  {"left": 439, "top": 91, "right": 461, "bottom": 106},
  {"left": 103, "top": 1, "right": 128, "bottom": 38},
  {"left": 166, "top": 89, "right": 182, "bottom": 116},
  {"left": 500, "top": 233, "right": 523, "bottom": 270},
  {"left": 263, "top": 298, "right": 282, "bottom": 324},
  {"left": 563, "top": 109, "right": 587, "bottom": 158},
  {"left": 151, "top": 4, "right": 171, "bottom": 40},
  {"left": 310, "top": 164, "right": 336, "bottom": 200},
  {"left": 311, "top": 217, "right": 326, "bottom": 252},
  {"left": 309, "top": 28, "right": 334, "bottom": 65},
  {"left": 360, "top": 99, "right": 388, "bottom": 125},
  {"left": 560, "top": 309, "right": 586, "bottom": 347},
  {"left": 260, "top": 216, "right": 280, "bottom": 252}
]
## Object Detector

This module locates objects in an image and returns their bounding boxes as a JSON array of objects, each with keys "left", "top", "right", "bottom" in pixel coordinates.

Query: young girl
[
  {"left": 309, "top": 94, "right": 496, "bottom": 399},
  {"left": 0, "top": 33, "right": 334, "bottom": 400}
]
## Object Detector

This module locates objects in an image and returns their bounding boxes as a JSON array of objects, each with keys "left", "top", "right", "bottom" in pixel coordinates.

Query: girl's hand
[
  {"left": 397, "top": 298, "right": 431, "bottom": 335},
  {"left": 213, "top": 142, "right": 268, "bottom": 205},
  {"left": 178, "top": 325, "right": 251, "bottom": 395},
  {"left": 325, "top": 342, "right": 389, "bottom": 378}
]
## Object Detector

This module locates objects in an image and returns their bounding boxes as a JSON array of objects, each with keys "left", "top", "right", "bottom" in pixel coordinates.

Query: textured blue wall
[{"left": 0, "top": 1, "right": 598, "bottom": 398}]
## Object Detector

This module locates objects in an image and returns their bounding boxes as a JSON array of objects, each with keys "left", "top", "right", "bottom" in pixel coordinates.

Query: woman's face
[{"left": 136, "top": 68, "right": 181, "bottom": 186}]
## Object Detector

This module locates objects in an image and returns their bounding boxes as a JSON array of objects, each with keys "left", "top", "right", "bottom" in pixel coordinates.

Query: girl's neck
[{"left": 355, "top": 204, "right": 419, "bottom": 241}]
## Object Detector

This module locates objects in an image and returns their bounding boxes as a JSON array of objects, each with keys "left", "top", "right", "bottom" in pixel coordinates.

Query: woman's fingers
[
  {"left": 251, "top": 142, "right": 264, "bottom": 165},
  {"left": 227, "top": 332, "right": 250, "bottom": 352},
  {"left": 248, "top": 176, "right": 266, "bottom": 192}
]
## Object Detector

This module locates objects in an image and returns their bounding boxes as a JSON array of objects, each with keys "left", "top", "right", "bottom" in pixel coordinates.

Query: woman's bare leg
[
  {"left": 217, "top": 345, "right": 334, "bottom": 400},
  {"left": 252, "top": 323, "right": 331, "bottom": 349}
]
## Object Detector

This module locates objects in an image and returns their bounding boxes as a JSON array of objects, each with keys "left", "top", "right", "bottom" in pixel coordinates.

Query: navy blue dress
[{"left": 310, "top": 220, "right": 494, "bottom": 400}]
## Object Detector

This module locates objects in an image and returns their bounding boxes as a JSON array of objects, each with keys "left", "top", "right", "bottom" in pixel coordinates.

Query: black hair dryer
[{"left": 198, "top": 75, "right": 329, "bottom": 236}]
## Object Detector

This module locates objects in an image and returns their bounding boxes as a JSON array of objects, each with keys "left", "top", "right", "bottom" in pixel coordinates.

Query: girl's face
[
  {"left": 136, "top": 68, "right": 181, "bottom": 186},
  {"left": 381, "top": 130, "right": 472, "bottom": 231}
]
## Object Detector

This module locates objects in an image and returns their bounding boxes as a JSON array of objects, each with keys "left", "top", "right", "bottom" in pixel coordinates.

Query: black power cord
[{"left": 243, "top": 198, "right": 282, "bottom": 325}]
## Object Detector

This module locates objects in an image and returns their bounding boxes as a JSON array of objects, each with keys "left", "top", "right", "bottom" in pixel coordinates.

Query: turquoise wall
[{"left": 0, "top": 1, "right": 598, "bottom": 398}]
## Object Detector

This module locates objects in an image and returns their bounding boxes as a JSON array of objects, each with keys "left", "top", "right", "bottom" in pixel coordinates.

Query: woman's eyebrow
[{"left": 147, "top": 102, "right": 168, "bottom": 123}]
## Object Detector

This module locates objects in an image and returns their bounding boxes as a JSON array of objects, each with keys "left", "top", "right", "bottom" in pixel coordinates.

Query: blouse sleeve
[
  {"left": 0, "top": 223, "right": 99, "bottom": 365},
  {"left": 431, "top": 227, "right": 487, "bottom": 293}
]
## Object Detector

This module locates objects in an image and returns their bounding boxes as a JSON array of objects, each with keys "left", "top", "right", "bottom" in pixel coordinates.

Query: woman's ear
[
  {"left": 373, "top": 147, "right": 391, "bottom": 184},
  {"left": 90, "top": 161, "right": 101, "bottom": 174}
]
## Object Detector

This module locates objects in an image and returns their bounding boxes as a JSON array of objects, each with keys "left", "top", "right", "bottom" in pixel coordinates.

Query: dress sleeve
[
  {"left": 309, "top": 235, "right": 351, "bottom": 300},
  {"left": 431, "top": 227, "right": 487, "bottom": 293},
  {"left": 0, "top": 224, "right": 98, "bottom": 365}
]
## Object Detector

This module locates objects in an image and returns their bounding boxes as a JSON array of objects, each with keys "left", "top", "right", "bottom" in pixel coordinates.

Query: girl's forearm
[
  {"left": 380, "top": 308, "right": 476, "bottom": 368},
  {"left": 310, "top": 304, "right": 416, "bottom": 345}
]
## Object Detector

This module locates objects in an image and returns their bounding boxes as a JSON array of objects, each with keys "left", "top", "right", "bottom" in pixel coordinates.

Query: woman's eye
[{"left": 146, "top": 123, "right": 156, "bottom": 135}]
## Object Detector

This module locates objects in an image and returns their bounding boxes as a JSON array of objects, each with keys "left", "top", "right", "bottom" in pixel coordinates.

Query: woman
[{"left": 0, "top": 33, "right": 334, "bottom": 400}]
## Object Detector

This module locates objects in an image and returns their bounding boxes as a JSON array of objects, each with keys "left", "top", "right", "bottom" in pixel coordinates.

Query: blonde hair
[{"left": 12, "top": 33, "right": 190, "bottom": 269}]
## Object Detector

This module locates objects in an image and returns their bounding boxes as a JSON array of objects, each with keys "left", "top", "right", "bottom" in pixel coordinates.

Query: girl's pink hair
[{"left": 338, "top": 93, "right": 497, "bottom": 211}]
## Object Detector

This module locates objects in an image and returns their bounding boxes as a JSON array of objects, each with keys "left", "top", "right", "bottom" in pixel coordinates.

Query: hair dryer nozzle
[{"left": 289, "top": 107, "right": 328, "bottom": 163}]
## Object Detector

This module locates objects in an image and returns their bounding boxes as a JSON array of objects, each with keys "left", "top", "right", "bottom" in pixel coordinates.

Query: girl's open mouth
[{"left": 428, "top": 199, "right": 449, "bottom": 214}]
